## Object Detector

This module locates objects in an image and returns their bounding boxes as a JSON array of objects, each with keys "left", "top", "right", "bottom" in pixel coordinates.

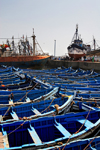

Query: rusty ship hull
[{"left": 0, "top": 55, "right": 50, "bottom": 68}]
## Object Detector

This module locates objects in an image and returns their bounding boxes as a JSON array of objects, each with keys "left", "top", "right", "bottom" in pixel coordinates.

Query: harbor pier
[{"left": 47, "top": 60, "right": 100, "bottom": 72}]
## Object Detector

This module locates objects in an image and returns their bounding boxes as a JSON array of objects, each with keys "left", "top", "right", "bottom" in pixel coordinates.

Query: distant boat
[
  {"left": 86, "top": 37, "right": 100, "bottom": 61},
  {"left": 0, "top": 29, "right": 50, "bottom": 68},
  {"left": 68, "top": 24, "right": 91, "bottom": 60}
]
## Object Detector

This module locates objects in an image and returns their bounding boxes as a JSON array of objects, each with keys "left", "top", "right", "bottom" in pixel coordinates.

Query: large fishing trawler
[
  {"left": 0, "top": 29, "right": 50, "bottom": 68},
  {"left": 67, "top": 25, "right": 91, "bottom": 60}
]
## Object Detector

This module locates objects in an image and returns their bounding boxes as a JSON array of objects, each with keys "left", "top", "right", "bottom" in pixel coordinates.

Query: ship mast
[
  {"left": 32, "top": 28, "right": 36, "bottom": 56},
  {"left": 71, "top": 24, "right": 79, "bottom": 43},
  {"left": 93, "top": 36, "right": 96, "bottom": 51},
  {"left": 76, "top": 24, "right": 78, "bottom": 40},
  {"left": 92, "top": 36, "right": 99, "bottom": 51},
  {"left": 12, "top": 36, "right": 14, "bottom": 51}
]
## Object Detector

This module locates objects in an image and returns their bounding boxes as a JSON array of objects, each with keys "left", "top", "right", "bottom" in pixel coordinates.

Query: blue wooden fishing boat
[
  {"left": 0, "top": 79, "right": 32, "bottom": 90},
  {"left": 77, "top": 79, "right": 100, "bottom": 84},
  {"left": 0, "top": 71, "right": 26, "bottom": 85},
  {"left": 60, "top": 89, "right": 100, "bottom": 99},
  {"left": 0, "top": 78, "right": 26, "bottom": 86},
  {"left": 0, "top": 66, "right": 13, "bottom": 73},
  {"left": 54, "top": 83, "right": 86, "bottom": 87},
  {"left": 0, "top": 76, "right": 56, "bottom": 106},
  {"left": 0, "top": 74, "right": 51, "bottom": 90},
  {"left": 59, "top": 89, "right": 100, "bottom": 109},
  {"left": 58, "top": 69, "right": 93, "bottom": 78},
  {"left": 0, "top": 71, "right": 23, "bottom": 84},
  {"left": 54, "top": 80, "right": 100, "bottom": 89},
  {"left": 58, "top": 90, "right": 98, "bottom": 111},
  {"left": 73, "top": 101, "right": 100, "bottom": 111},
  {"left": 0, "top": 77, "right": 53, "bottom": 97},
  {"left": 0, "top": 66, "right": 20, "bottom": 73},
  {"left": 0, "top": 87, "right": 58, "bottom": 106},
  {"left": 0, "top": 94, "right": 73, "bottom": 123},
  {"left": 0, "top": 109, "right": 100, "bottom": 149},
  {"left": 0, "top": 65, "right": 100, "bottom": 150},
  {"left": 41, "top": 67, "right": 75, "bottom": 75},
  {"left": 25, "top": 67, "right": 76, "bottom": 76},
  {"left": 22, "top": 67, "right": 100, "bottom": 87},
  {"left": 55, "top": 85, "right": 100, "bottom": 92},
  {"left": 66, "top": 75, "right": 100, "bottom": 82},
  {"left": 0, "top": 69, "right": 22, "bottom": 78},
  {"left": 44, "top": 136, "right": 100, "bottom": 150},
  {"left": 76, "top": 92, "right": 100, "bottom": 100}
]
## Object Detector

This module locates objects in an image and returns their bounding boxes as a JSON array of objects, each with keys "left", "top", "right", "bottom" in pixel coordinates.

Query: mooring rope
[
  {"left": 83, "top": 134, "right": 99, "bottom": 150},
  {"left": 7, "top": 120, "right": 26, "bottom": 136},
  {"left": 62, "top": 108, "right": 92, "bottom": 150},
  {"left": 2, "top": 106, "right": 11, "bottom": 119},
  {"left": 14, "top": 82, "right": 38, "bottom": 102}
]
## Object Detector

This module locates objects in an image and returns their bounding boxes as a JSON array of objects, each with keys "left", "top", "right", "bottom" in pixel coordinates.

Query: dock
[{"left": 47, "top": 60, "right": 100, "bottom": 72}]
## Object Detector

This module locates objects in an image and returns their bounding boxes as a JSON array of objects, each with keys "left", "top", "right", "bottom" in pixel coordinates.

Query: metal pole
[
  {"left": 54, "top": 40, "right": 56, "bottom": 57},
  {"left": 12, "top": 36, "right": 14, "bottom": 51},
  {"left": 32, "top": 28, "right": 36, "bottom": 56}
]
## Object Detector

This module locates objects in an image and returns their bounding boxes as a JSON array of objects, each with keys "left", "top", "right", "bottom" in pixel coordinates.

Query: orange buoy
[{"left": 1, "top": 85, "right": 5, "bottom": 87}]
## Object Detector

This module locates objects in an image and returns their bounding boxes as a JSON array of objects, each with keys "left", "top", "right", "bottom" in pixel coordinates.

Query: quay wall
[{"left": 46, "top": 60, "right": 100, "bottom": 71}]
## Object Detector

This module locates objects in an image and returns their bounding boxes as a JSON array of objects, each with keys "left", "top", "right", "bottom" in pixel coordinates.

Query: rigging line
[
  {"left": 0, "top": 37, "right": 32, "bottom": 40},
  {"left": 85, "top": 41, "right": 92, "bottom": 44},
  {"left": 35, "top": 39, "right": 44, "bottom": 53},
  {"left": 96, "top": 40, "right": 100, "bottom": 44},
  {"left": 0, "top": 37, "right": 23, "bottom": 40}
]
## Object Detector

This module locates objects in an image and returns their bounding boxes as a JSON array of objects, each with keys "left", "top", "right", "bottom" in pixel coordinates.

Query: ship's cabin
[{"left": 74, "top": 39, "right": 83, "bottom": 47}]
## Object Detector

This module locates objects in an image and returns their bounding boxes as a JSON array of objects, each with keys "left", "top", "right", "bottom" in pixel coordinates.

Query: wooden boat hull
[{"left": 0, "top": 55, "right": 50, "bottom": 68}]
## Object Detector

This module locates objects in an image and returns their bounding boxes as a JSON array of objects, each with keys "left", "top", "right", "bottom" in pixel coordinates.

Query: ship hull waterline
[{"left": 0, "top": 55, "right": 50, "bottom": 68}]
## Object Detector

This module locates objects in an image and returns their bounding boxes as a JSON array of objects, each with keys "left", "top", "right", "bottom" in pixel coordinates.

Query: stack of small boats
[{"left": 0, "top": 65, "right": 100, "bottom": 149}]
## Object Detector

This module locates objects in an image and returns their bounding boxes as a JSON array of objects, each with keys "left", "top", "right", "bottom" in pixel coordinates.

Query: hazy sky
[{"left": 0, "top": 0, "right": 100, "bottom": 56}]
